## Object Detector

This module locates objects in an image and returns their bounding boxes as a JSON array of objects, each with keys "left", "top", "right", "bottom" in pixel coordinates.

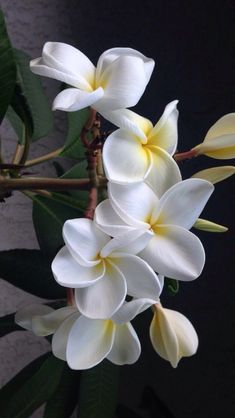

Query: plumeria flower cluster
[{"left": 16, "top": 42, "right": 235, "bottom": 370}]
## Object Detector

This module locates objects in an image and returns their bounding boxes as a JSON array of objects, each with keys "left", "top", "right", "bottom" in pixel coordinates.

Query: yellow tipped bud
[
  {"left": 192, "top": 166, "right": 235, "bottom": 184},
  {"left": 194, "top": 218, "right": 228, "bottom": 233}
]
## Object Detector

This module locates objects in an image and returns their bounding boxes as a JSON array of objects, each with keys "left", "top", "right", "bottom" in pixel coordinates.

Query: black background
[{"left": 59, "top": 1, "right": 235, "bottom": 416}]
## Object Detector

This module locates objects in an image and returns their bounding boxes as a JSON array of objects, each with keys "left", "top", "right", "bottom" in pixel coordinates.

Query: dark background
[{"left": 64, "top": 1, "right": 235, "bottom": 417}]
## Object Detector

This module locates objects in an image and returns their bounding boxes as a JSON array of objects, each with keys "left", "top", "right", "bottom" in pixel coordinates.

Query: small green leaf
[
  {"left": 0, "top": 313, "right": 22, "bottom": 337},
  {"left": 0, "top": 249, "right": 65, "bottom": 299},
  {"left": 165, "top": 278, "right": 179, "bottom": 296},
  {"left": 61, "top": 161, "right": 89, "bottom": 208},
  {"left": 0, "top": 7, "right": 16, "bottom": 123},
  {"left": 0, "top": 353, "right": 50, "bottom": 412},
  {"left": 32, "top": 195, "right": 83, "bottom": 256},
  {"left": 43, "top": 366, "right": 80, "bottom": 418},
  {"left": 1, "top": 355, "right": 64, "bottom": 418},
  {"left": 6, "top": 105, "right": 25, "bottom": 143},
  {"left": 60, "top": 108, "right": 89, "bottom": 159},
  {"left": 78, "top": 360, "right": 119, "bottom": 418}
]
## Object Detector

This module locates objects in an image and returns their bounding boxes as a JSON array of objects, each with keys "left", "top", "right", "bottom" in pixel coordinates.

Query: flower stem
[
  {"left": 0, "top": 176, "right": 92, "bottom": 191},
  {"left": 66, "top": 288, "right": 74, "bottom": 306},
  {"left": 24, "top": 147, "right": 64, "bottom": 168},
  {"left": 174, "top": 149, "right": 198, "bottom": 161}
]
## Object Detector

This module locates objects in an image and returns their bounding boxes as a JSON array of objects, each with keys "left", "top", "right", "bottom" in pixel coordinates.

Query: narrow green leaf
[
  {"left": 60, "top": 108, "right": 89, "bottom": 158},
  {"left": 1, "top": 355, "right": 64, "bottom": 418},
  {"left": 165, "top": 278, "right": 179, "bottom": 296},
  {"left": 0, "top": 353, "right": 50, "bottom": 412},
  {"left": 0, "top": 313, "right": 21, "bottom": 337},
  {"left": 0, "top": 249, "right": 65, "bottom": 299},
  {"left": 43, "top": 366, "right": 80, "bottom": 418},
  {"left": 61, "top": 161, "right": 89, "bottom": 208},
  {"left": 6, "top": 105, "right": 25, "bottom": 143},
  {"left": 0, "top": 7, "right": 16, "bottom": 122},
  {"left": 78, "top": 360, "right": 119, "bottom": 418},
  {"left": 32, "top": 195, "right": 83, "bottom": 256}
]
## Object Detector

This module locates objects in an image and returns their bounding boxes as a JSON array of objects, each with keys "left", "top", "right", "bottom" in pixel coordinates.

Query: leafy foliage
[
  {"left": 60, "top": 108, "right": 89, "bottom": 158},
  {"left": 78, "top": 360, "right": 119, "bottom": 418},
  {"left": 0, "top": 7, "right": 16, "bottom": 123},
  {"left": 0, "top": 249, "right": 65, "bottom": 299}
]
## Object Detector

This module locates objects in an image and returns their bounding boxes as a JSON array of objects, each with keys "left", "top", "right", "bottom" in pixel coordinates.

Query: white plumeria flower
[
  {"left": 103, "top": 101, "right": 181, "bottom": 196},
  {"left": 52, "top": 218, "right": 161, "bottom": 319},
  {"left": 95, "top": 179, "right": 214, "bottom": 281},
  {"left": 192, "top": 113, "right": 235, "bottom": 159},
  {"left": 15, "top": 299, "right": 155, "bottom": 370},
  {"left": 150, "top": 303, "right": 198, "bottom": 368},
  {"left": 30, "top": 42, "right": 154, "bottom": 116}
]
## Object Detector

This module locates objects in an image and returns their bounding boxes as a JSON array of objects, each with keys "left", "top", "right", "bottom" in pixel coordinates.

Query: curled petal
[
  {"left": 52, "top": 313, "right": 79, "bottom": 361},
  {"left": 151, "top": 179, "right": 214, "bottom": 229},
  {"left": 204, "top": 113, "right": 235, "bottom": 141},
  {"left": 100, "top": 229, "right": 153, "bottom": 258},
  {"left": 52, "top": 247, "right": 105, "bottom": 288},
  {"left": 112, "top": 298, "right": 156, "bottom": 324},
  {"left": 66, "top": 316, "right": 115, "bottom": 369},
  {"left": 107, "top": 323, "right": 141, "bottom": 365},
  {"left": 103, "top": 129, "right": 150, "bottom": 183},
  {"left": 75, "top": 260, "right": 127, "bottom": 319},
  {"left": 192, "top": 166, "right": 235, "bottom": 184},
  {"left": 15, "top": 304, "right": 53, "bottom": 332},
  {"left": 32, "top": 307, "right": 77, "bottom": 336},
  {"left": 140, "top": 225, "right": 205, "bottom": 281},
  {"left": 194, "top": 135, "right": 235, "bottom": 159},
  {"left": 108, "top": 182, "right": 159, "bottom": 229},
  {"left": 146, "top": 146, "right": 182, "bottom": 197},
  {"left": 147, "top": 100, "right": 179, "bottom": 155},
  {"left": 94, "top": 199, "right": 132, "bottom": 237},
  {"left": 112, "top": 254, "right": 161, "bottom": 300},
  {"left": 52, "top": 87, "right": 104, "bottom": 112},
  {"left": 150, "top": 305, "right": 198, "bottom": 367},
  {"left": 63, "top": 218, "right": 109, "bottom": 266}
]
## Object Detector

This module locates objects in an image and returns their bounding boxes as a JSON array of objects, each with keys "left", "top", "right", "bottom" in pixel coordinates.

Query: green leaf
[
  {"left": 0, "top": 353, "right": 50, "bottom": 412},
  {"left": 0, "top": 7, "right": 16, "bottom": 123},
  {"left": 78, "top": 360, "right": 119, "bottom": 418},
  {"left": 165, "top": 278, "right": 179, "bottom": 296},
  {"left": 0, "top": 313, "right": 22, "bottom": 337},
  {"left": 32, "top": 195, "right": 83, "bottom": 256},
  {"left": 61, "top": 160, "right": 89, "bottom": 208},
  {"left": 1, "top": 355, "right": 64, "bottom": 418},
  {"left": 60, "top": 108, "right": 89, "bottom": 159},
  {"left": 9, "top": 49, "right": 53, "bottom": 141},
  {"left": 43, "top": 366, "right": 80, "bottom": 418},
  {"left": 0, "top": 249, "right": 65, "bottom": 299},
  {"left": 6, "top": 105, "right": 25, "bottom": 143}
]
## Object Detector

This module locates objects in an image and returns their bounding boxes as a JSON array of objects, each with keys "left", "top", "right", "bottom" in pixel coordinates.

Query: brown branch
[
  {"left": 0, "top": 176, "right": 91, "bottom": 191},
  {"left": 25, "top": 147, "right": 64, "bottom": 168},
  {"left": 81, "top": 108, "right": 97, "bottom": 148}
]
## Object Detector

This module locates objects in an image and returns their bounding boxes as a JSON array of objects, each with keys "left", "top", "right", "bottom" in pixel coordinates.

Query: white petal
[
  {"left": 151, "top": 178, "right": 214, "bottom": 229},
  {"left": 66, "top": 316, "right": 115, "bottom": 369},
  {"left": 204, "top": 113, "right": 235, "bottom": 141},
  {"left": 52, "top": 312, "right": 79, "bottom": 361},
  {"left": 100, "top": 229, "right": 153, "bottom": 258},
  {"left": 107, "top": 323, "right": 141, "bottom": 365},
  {"left": 31, "top": 42, "right": 95, "bottom": 91},
  {"left": 15, "top": 304, "right": 53, "bottom": 331},
  {"left": 112, "top": 298, "right": 156, "bottom": 324},
  {"left": 147, "top": 100, "right": 179, "bottom": 155},
  {"left": 96, "top": 47, "right": 154, "bottom": 88},
  {"left": 194, "top": 135, "right": 235, "bottom": 159},
  {"left": 101, "top": 108, "right": 152, "bottom": 141},
  {"left": 32, "top": 307, "right": 77, "bottom": 336},
  {"left": 95, "top": 55, "right": 154, "bottom": 112},
  {"left": 145, "top": 146, "right": 182, "bottom": 197},
  {"left": 108, "top": 182, "right": 158, "bottom": 228},
  {"left": 94, "top": 199, "right": 132, "bottom": 237},
  {"left": 52, "top": 87, "right": 104, "bottom": 112},
  {"left": 63, "top": 218, "right": 109, "bottom": 266},
  {"left": 75, "top": 261, "right": 127, "bottom": 319},
  {"left": 52, "top": 246, "right": 105, "bottom": 288},
  {"left": 192, "top": 166, "right": 235, "bottom": 184},
  {"left": 112, "top": 254, "right": 161, "bottom": 299},
  {"left": 150, "top": 305, "right": 198, "bottom": 367},
  {"left": 140, "top": 225, "right": 205, "bottom": 281},
  {"left": 103, "top": 129, "right": 150, "bottom": 183}
]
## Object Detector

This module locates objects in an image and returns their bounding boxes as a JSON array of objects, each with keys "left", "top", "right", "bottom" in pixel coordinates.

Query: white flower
[
  {"left": 15, "top": 299, "right": 155, "bottom": 370},
  {"left": 30, "top": 42, "right": 155, "bottom": 116},
  {"left": 192, "top": 113, "right": 235, "bottom": 159},
  {"left": 95, "top": 179, "right": 214, "bottom": 281},
  {"left": 51, "top": 218, "right": 161, "bottom": 319},
  {"left": 102, "top": 101, "right": 181, "bottom": 196},
  {"left": 150, "top": 303, "right": 198, "bottom": 367}
]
